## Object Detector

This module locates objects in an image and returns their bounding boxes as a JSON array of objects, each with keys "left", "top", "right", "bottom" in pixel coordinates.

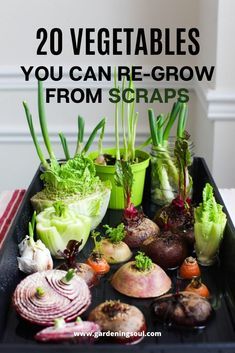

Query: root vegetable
[
  {"left": 179, "top": 257, "right": 201, "bottom": 279},
  {"left": 88, "top": 300, "right": 146, "bottom": 344},
  {"left": 57, "top": 240, "right": 98, "bottom": 287},
  {"left": 142, "top": 231, "right": 188, "bottom": 269},
  {"left": 152, "top": 291, "right": 212, "bottom": 328},
  {"left": 111, "top": 252, "right": 171, "bottom": 298},
  {"left": 35, "top": 317, "right": 100, "bottom": 343},
  {"left": 185, "top": 278, "right": 210, "bottom": 298},
  {"left": 13, "top": 269, "right": 91, "bottom": 326}
]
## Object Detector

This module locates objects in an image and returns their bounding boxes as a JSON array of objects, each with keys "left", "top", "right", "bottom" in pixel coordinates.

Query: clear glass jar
[{"left": 150, "top": 138, "right": 194, "bottom": 206}]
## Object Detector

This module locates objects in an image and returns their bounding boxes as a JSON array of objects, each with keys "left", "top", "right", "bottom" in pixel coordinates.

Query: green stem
[
  {"left": 28, "top": 211, "right": 36, "bottom": 240},
  {"left": 157, "top": 114, "right": 164, "bottom": 145},
  {"left": 75, "top": 116, "right": 85, "bottom": 155},
  {"left": 121, "top": 78, "right": 128, "bottom": 161},
  {"left": 38, "top": 81, "right": 56, "bottom": 161},
  {"left": 148, "top": 109, "right": 159, "bottom": 146},
  {"left": 82, "top": 118, "right": 106, "bottom": 154},
  {"left": 23, "top": 101, "right": 49, "bottom": 169},
  {"left": 98, "top": 118, "right": 105, "bottom": 155},
  {"left": 59, "top": 132, "right": 71, "bottom": 160},
  {"left": 177, "top": 103, "right": 187, "bottom": 138},
  {"left": 163, "top": 101, "right": 181, "bottom": 141},
  {"left": 136, "top": 136, "right": 152, "bottom": 150},
  {"left": 61, "top": 269, "right": 76, "bottom": 284},
  {"left": 114, "top": 67, "right": 120, "bottom": 160},
  {"left": 131, "top": 112, "right": 138, "bottom": 162}
]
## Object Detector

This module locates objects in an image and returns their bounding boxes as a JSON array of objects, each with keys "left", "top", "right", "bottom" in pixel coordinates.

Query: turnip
[
  {"left": 98, "top": 223, "right": 132, "bottom": 264},
  {"left": 111, "top": 252, "right": 171, "bottom": 298}
]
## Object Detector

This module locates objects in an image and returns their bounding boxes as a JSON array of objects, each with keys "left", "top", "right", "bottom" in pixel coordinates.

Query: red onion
[
  {"left": 13, "top": 269, "right": 91, "bottom": 326},
  {"left": 35, "top": 318, "right": 100, "bottom": 343}
]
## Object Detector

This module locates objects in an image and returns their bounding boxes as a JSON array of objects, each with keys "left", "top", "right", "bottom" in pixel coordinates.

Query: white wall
[{"left": 0, "top": 0, "right": 235, "bottom": 190}]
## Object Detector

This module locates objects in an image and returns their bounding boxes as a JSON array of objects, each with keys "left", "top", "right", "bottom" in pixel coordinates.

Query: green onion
[
  {"left": 114, "top": 67, "right": 120, "bottom": 160},
  {"left": 82, "top": 118, "right": 106, "bottom": 154},
  {"left": 59, "top": 132, "right": 71, "bottom": 160},
  {"left": 75, "top": 116, "right": 85, "bottom": 155},
  {"left": 23, "top": 101, "right": 49, "bottom": 169},
  {"left": 136, "top": 136, "right": 152, "bottom": 150},
  {"left": 148, "top": 101, "right": 189, "bottom": 205},
  {"left": 177, "top": 103, "right": 188, "bottom": 138},
  {"left": 38, "top": 81, "right": 56, "bottom": 162},
  {"left": 98, "top": 118, "right": 105, "bottom": 156},
  {"left": 148, "top": 109, "right": 159, "bottom": 146},
  {"left": 163, "top": 101, "right": 181, "bottom": 141}
]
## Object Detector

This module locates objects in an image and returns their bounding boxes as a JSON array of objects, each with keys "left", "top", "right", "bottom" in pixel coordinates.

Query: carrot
[
  {"left": 185, "top": 277, "right": 210, "bottom": 298},
  {"left": 179, "top": 256, "right": 201, "bottom": 279},
  {"left": 86, "top": 253, "right": 110, "bottom": 276}
]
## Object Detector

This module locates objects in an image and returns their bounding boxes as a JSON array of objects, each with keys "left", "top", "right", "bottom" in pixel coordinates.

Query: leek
[{"left": 149, "top": 101, "right": 190, "bottom": 205}]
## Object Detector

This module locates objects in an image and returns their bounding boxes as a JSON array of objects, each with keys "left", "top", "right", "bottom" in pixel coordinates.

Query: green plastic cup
[{"left": 88, "top": 148, "right": 150, "bottom": 210}]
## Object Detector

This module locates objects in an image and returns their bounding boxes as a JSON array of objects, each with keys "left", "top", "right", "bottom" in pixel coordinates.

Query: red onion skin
[
  {"left": 13, "top": 270, "right": 91, "bottom": 326},
  {"left": 57, "top": 262, "right": 98, "bottom": 288},
  {"left": 35, "top": 321, "right": 101, "bottom": 343}
]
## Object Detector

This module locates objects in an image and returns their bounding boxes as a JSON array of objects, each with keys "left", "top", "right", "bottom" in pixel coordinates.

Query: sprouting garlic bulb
[{"left": 17, "top": 235, "right": 53, "bottom": 274}]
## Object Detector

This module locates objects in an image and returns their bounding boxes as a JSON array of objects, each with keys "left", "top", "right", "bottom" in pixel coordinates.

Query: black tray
[{"left": 1, "top": 157, "right": 235, "bottom": 353}]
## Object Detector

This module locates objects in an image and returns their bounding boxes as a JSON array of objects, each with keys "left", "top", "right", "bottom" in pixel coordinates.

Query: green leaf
[
  {"left": 103, "top": 223, "right": 125, "bottom": 243},
  {"left": 114, "top": 160, "right": 133, "bottom": 204},
  {"left": 135, "top": 251, "right": 152, "bottom": 272}
]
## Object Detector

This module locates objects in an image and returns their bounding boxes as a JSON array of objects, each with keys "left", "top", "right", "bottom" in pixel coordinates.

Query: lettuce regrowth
[
  {"left": 23, "top": 81, "right": 111, "bottom": 228},
  {"left": 194, "top": 183, "right": 227, "bottom": 265}
]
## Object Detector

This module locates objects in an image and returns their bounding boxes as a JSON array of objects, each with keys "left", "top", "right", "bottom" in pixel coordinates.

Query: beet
[
  {"left": 152, "top": 291, "right": 212, "bottom": 328},
  {"left": 142, "top": 231, "right": 188, "bottom": 269},
  {"left": 154, "top": 198, "right": 195, "bottom": 246},
  {"left": 88, "top": 301, "right": 146, "bottom": 344},
  {"left": 124, "top": 216, "right": 160, "bottom": 249}
]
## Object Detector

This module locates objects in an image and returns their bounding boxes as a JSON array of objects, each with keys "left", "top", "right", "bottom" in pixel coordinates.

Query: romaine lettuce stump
[{"left": 23, "top": 80, "right": 111, "bottom": 230}]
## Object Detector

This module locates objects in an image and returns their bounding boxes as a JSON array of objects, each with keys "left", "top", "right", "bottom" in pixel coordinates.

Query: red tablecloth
[{"left": 0, "top": 190, "right": 26, "bottom": 248}]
